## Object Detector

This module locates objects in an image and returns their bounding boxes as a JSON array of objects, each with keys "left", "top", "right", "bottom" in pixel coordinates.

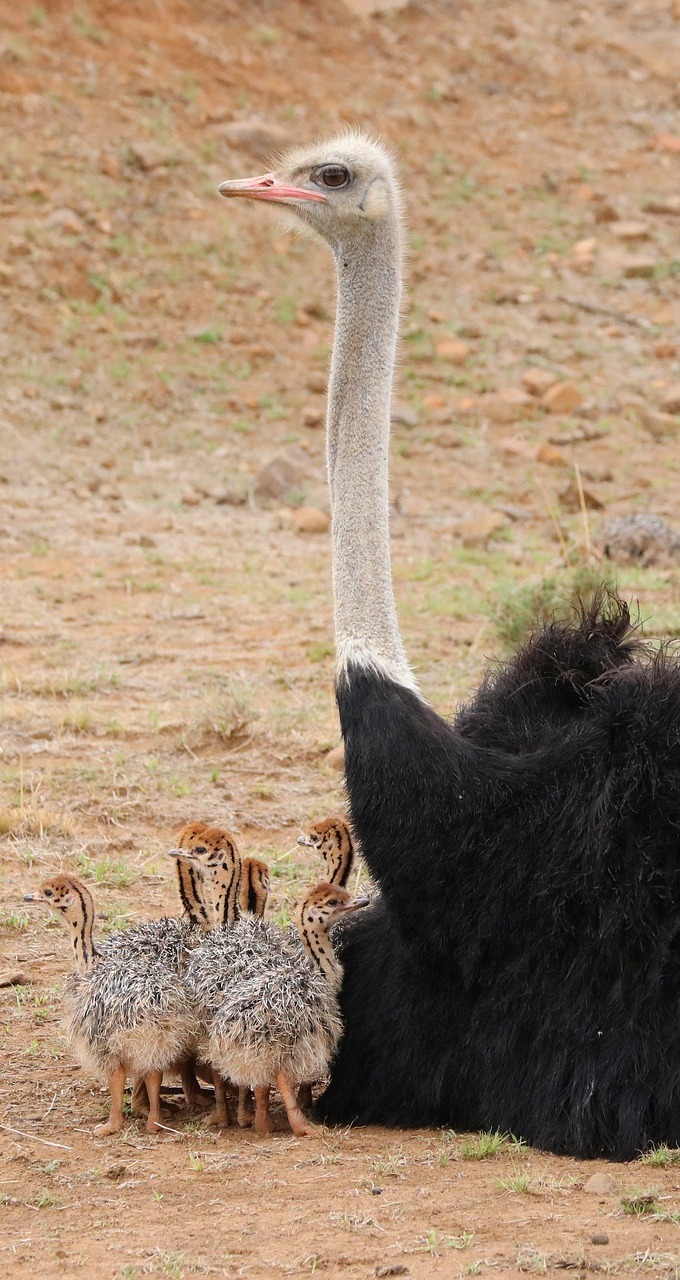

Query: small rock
[
  {"left": 374, "top": 1267, "right": 410, "bottom": 1278},
  {"left": 44, "top": 207, "right": 85, "bottom": 234},
  {"left": 105, "top": 1164, "right": 128, "bottom": 1181},
  {"left": 559, "top": 479, "right": 604, "bottom": 511},
  {"left": 181, "top": 491, "right": 201, "bottom": 507},
  {"left": 423, "top": 393, "right": 446, "bottom": 411},
  {"left": 583, "top": 1171, "right": 616, "bottom": 1196},
  {"left": 0, "top": 970, "right": 30, "bottom": 987},
  {"left": 643, "top": 195, "right": 680, "bottom": 215},
  {"left": 433, "top": 429, "right": 463, "bottom": 448},
  {"left": 435, "top": 337, "right": 471, "bottom": 365},
  {"left": 640, "top": 407, "right": 680, "bottom": 438},
  {"left": 601, "top": 514, "right": 680, "bottom": 567},
  {"left": 215, "top": 480, "right": 249, "bottom": 506},
  {"left": 99, "top": 150, "right": 121, "bottom": 178},
  {"left": 572, "top": 236, "right": 598, "bottom": 255},
  {"left": 660, "top": 384, "right": 680, "bottom": 414},
  {"left": 610, "top": 220, "right": 651, "bottom": 241},
  {"left": 594, "top": 200, "right": 620, "bottom": 223},
  {"left": 480, "top": 388, "right": 534, "bottom": 424},
  {"left": 325, "top": 744, "right": 345, "bottom": 770},
  {"left": 302, "top": 405, "right": 324, "bottom": 428},
  {"left": 536, "top": 443, "right": 568, "bottom": 467},
  {"left": 619, "top": 255, "right": 657, "bottom": 279},
  {"left": 253, "top": 455, "right": 307, "bottom": 505},
  {"left": 290, "top": 507, "right": 329, "bottom": 534},
  {"left": 218, "top": 120, "right": 291, "bottom": 157},
  {"left": 654, "top": 133, "right": 680, "bottom": 153},
  {"left": 344, "top": 0, "right": 409, "bottom": 12},
  {"left": 541, "top": 381, "right": 583, "bottom": 414},
  {"left": 498, "top": 437, "right": 535, "bottom": 459},
  {"left": 522, "top": 368, "right": 558, "bottom": 397},
  {"left": 580, "top": 463, "right": 613, "bottom": 483},
  {"left": 121, "top": 332, "right": 159, "bottom": 349},
  {"left": 127, "top": 142, "right": 181, "bottom": 171},
  {"left": 391, "top": 400, "right": 418, "bottom": 427},
  {"left": 460, "top": 511, "right": 507, "bottom": 547},
  {"left": 306, "top": 371, "right": 327, "bottom": 394},
  {"left": 655, "top": 341, "right": 677, "bottom": 359},
  {"left": 591, "top": 1231, "right": 609, "bottom": 1246}
]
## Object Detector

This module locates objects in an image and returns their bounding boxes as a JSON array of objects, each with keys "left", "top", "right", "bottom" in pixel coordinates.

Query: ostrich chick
[
  {"left": 297, "top": 817, "right": 356, "bottom": 888},
  {"left": 236, "top": 856, "right": 272, "bottom": 1127},
  {"left": 168, "top": 839, "right": 272, "bottom": 1129},
  {"left": 168, "top": 827, "right": 243, "bottom": 1128},
  {"left": 296, "top": 818, "right": 357, "bottom": 1112},
  {"left": 24, "top": 874, "right": 197, "bottom": 1136},
  {"left": 130, "top": 847, "right": 211, "bottom": 1116},
  {"left": 185, "top": 856, "right": 368, "bottom": 1136}
]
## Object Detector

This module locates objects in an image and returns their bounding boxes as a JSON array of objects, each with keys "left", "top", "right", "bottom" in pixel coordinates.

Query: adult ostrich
[{"left": 218, "top": 133, "right": 680, "bottom": 1158}]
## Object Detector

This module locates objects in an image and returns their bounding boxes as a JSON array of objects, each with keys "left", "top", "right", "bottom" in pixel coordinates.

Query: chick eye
[
  {"left": 193, "top": 845, "right": 207, "bottom": 855},
  {"left": 44, "top": 889, "right": 53, "bottom": 898},
  {"left": 313, "top": 164, "right": 351, "bottom": 190}
]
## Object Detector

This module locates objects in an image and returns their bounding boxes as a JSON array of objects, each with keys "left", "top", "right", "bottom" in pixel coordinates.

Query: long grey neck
[
  {"left": 327, "top": 220, "right": 418, "bottom": 694},
  {"left": 296, "top": 912, "right": 342, "bottom": 991}
]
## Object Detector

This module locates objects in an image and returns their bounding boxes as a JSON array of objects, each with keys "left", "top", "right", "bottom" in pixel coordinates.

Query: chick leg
[
  {"left": 209, "top": 1070, "right": 231, "bottom": 1128},
  {"left": 130, "top": 1078, "right": 149, "bottom": 1115},
  {"left": 94, "top": 1062, "right": 127, "bottom": 1137},
  {"left": 237, "top": 1086, "right": 255, "bottom": 1128},
  {"left": 276, "top": 1070, "right": 314, "bottom": 1137},
  {"left": 253, "top": 1086, "right": 275, "bottom": 1134},
  {"left": 297, "top": 1083, "right": 313, "bottom": 1113},
  {"left": 144, "top": 1069, "right": 163, "bottom": 1134},
  {"left": 180, "top": 1059, "right": 213, "bottom": 1109}
]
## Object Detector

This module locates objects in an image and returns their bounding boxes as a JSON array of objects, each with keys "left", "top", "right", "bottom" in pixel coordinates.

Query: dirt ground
[{"left": 2, "top": 0, "right": 680, "bottom": 1275}]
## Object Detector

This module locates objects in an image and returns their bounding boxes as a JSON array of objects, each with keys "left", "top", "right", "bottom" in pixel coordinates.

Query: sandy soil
[{"left": 2, "top": 0, "right": 680, "bottom": 1275}]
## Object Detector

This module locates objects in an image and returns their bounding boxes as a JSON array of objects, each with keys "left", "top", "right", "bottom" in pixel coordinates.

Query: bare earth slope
[{"left": 1, "top": 1, "right": 680, "bottom": 1275}]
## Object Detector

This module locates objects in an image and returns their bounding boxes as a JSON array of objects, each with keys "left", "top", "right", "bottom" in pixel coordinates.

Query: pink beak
[{"left": 218, "top": 173, "right": 326, "bottom": 204}]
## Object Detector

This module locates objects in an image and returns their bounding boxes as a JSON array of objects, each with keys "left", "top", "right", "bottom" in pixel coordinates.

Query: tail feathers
[{"left": 458, "top": 589, "right": 643, "bottom": 747}]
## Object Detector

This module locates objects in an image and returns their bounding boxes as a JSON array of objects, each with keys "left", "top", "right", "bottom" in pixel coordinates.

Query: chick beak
[
  {"left": 297, "top": 835, "right": 313, "bottom": 847},
  {"left": 218, "top": 173, "right": 326, "bottom": 204},
  {"left": 23, "top": 892, "right": 45, "bottom": 904},
  {"left": 335, "top": 896, "right": 371, "bottom": 915}
]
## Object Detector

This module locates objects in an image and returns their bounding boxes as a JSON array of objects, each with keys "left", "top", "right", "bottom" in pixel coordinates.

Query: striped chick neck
[
  {"left": 294, "top": 883, "right": 353, "bottom": 992},
  {"left": 240, "top": 857, "right": 271, "bottom": 918},
  {"left": 173, "top": 854, "right": 210, "bottom": 928},
  {"left": 186, "top": 827, "right": 243, "bottom": 928}
]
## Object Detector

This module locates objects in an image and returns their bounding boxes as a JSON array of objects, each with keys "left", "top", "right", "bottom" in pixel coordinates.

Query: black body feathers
[{"left": 320, "top": 595, "right": 680, "bottom": 1157}]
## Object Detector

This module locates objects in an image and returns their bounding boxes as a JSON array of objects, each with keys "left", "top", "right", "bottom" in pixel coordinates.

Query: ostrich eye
[
  {"left": 193, "top": 845, "right": 207, "bottom": 855},
  {"left": 312, "top": 164, "right": 351, "bottom": 190},
  {"left": 44, "top": 890, "right": 53, "bottom": 898}
]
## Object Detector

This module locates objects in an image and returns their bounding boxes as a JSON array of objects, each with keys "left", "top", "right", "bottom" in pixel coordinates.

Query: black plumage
[{"left": 320, "top": 596, "right": 680, "bottom": 1158}]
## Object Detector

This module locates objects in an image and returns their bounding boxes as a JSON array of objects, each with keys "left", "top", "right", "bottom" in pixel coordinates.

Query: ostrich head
[
  {"left": 176, "top": 820, "right": 209, "bottom": 848},
  {"left": 168, "top": 826, "right": 242, "bottom": 927},
  {"left": 297, "top": 882, "right": 369, "bottom": 933},
  {"left": 24, "top": 874, "right": 88, "bottom": 921},
  {"left": 297, "top": 817, "right": 355, "bottom": 888},
  {"left": 218, "top": 131, "right": 401, "bottom": 249}
]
